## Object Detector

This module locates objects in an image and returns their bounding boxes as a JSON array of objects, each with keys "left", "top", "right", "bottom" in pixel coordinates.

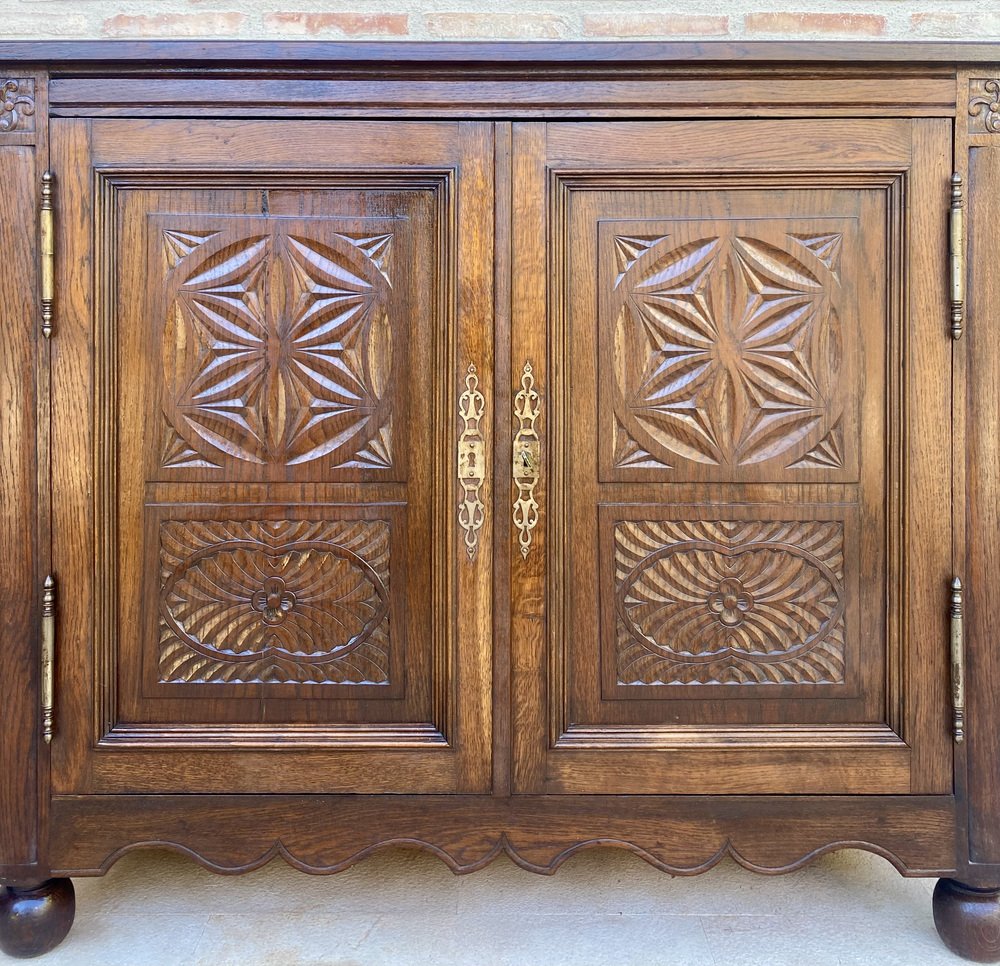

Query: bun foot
[
  {"left": 0, "top": 879, "right": 75, "bottom": 959},
  {"left": 934, "top": 878, "right": 1000, "bottom": 963}
]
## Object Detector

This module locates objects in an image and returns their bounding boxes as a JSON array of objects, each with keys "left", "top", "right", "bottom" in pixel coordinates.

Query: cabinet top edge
[{"left": 0, "top": 40, "right": 999, "bottom": 67}]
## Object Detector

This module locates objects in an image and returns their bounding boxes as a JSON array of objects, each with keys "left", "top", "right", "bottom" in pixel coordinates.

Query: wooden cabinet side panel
[
  {"left": 0, "top": 79, "right": 42, "bottom": 874},
  {"left": 967, "top": 144, "right": 1000, "bottom": 864}
]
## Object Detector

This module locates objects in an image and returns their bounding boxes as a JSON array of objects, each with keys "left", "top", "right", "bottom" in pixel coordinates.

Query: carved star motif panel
[
  {"left": 153, "top": 215, "right": 400, "bottom": 480},
  {"left": 612, "top": 518, "right": 846, "bottom": 686},
  {"left": 158, "top": 518, "right": 392, "bottom": 685},
  {"left": 600, "top": 219, "right": 858, "bottom": 482}
]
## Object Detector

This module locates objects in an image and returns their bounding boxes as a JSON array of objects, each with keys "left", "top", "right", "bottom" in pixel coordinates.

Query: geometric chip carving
[
  {"left": 608, "top": 223, "right": 849, "bottom": 475},
  {"left": 159, "top": 518, "right": 391, "bottom": 685},
  {"left": 352, "top": 421, "right": 393, "bottom": 469},
  {"left": 159, "top": 217, "right": 396, "bottom": 473},
  {"left": 160, "top": 416, "right": 221, "bottom": 470},
  {"left": 614, "top": 518, "right": 846, "bottom": 686},
  {"left": 337, "top": 232, "right": 394, "bottom": 284},
  {"left": 788, "top": 231, "right": 843, "bottom": 277},
  {"left": 788, "top": 422, "right": 844, "bottom": 470},
  {"left": 162, "top": 229, "right": 221, "bottom": 269},
  {"left": 613, "top": 234, "right": 668, "bottom": 289},
  {"left": 612, "top": 415, "right": 670, "bottom": 470}
]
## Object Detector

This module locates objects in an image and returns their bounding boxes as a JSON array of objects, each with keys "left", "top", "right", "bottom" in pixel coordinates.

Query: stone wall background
[{"left": 1, "top": 0, "right": 998, "bottom": 42}]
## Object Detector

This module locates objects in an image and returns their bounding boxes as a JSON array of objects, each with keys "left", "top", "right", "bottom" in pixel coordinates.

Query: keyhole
[
  {"left": 466, "top": 452, "right": 476, "bottom": 477},
  {"left": 521, "top": 450, "right": 531, "bottom": 469}
]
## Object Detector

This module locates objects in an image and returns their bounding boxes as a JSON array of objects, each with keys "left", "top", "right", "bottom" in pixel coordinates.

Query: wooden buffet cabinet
[{"left": 2, "top": 40, "right": 1000, "bottom": 961}]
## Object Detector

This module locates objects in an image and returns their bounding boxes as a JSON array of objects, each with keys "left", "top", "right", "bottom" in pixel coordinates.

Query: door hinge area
[
  {"left": 40, "top": 574, "right": 56, "bottom": 743},
  {"left": 950, "top": 577, "right": 966, "bottom": 743},
  {"left": 950, "top": 173, "right": 965, "bottom": 341},
  {"left": 40, "top": 171, "right": 54, "bottom": 339}
]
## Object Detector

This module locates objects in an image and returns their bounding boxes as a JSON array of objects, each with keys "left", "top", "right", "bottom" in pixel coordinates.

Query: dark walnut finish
[
  {"left": 0, "top": 881, "right": 74, "bottom": 961},
  {"left": 0, "top": 41, "right": 998, "bottom": 960}
]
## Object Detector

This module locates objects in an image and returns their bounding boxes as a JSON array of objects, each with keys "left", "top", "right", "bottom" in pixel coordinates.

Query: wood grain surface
[{"left": 2, "top": 52, "right": 998, "bottom": 959}]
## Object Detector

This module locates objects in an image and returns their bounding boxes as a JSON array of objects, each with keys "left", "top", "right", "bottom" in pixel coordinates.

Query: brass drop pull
[
  {"left": 457, "top": 363, "right": 486, "bottom": 560},
  {"left": 512, "top": 361, "right": 541, "bottom": 559}
]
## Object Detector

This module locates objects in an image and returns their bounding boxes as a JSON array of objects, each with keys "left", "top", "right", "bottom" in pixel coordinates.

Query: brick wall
[{"left": 1, "top": 0, "right": 997, "bottom": 42}]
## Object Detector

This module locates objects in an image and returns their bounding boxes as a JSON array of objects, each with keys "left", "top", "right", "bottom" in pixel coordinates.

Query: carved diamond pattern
[
  {"left": 159, "top": 519, "right": 391, "bottom": 685},
  {"left": 161, "top": 221, "right": 394, "bottom": 472},
  {"left": 611, "top": 228, "right": 845, "bottom": 472},
  {"left": 614, "top": 519, "right": 846, "bottom": 686}
]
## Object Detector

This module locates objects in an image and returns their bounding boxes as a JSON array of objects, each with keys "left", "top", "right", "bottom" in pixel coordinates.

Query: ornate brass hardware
[
  {"left": 950, "top": 577, "right": 966, "bottom": 743},
  {"left": 41, "top": 574, "right": 56, "bottom": 744},
  {"left": 512, "top": 361, "right": 541, "bottom": 559},
  {"left": 950, "top": 173, "right": 965, "bottom": 340},
  {"left": 40, "top": 171, "right": 54, "bottom": 339},
  {"left": 457, "top": 363, "right": 486, "bottom": 560}
]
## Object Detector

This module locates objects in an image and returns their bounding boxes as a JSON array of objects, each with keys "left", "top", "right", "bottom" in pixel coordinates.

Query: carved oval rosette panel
[
  {"left": 158, "top": 519, "right": 391, "bottom": 685},
  {"left": 608, "top": 227, "right": 849, "bottom": 476},
  {"left": 614, "top": 519, "right": 846, "bottom": 686},
  {"left": 158, "top": 221, "right": 396, "bottom": 475}
]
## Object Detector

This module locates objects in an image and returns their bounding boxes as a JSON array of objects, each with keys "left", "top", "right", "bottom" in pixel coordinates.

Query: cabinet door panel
[
  {"left": 511, "top": 119, "right": 952, "bottom": 795},
  {"left": 51, "top": 119, "right": 494, "bottom": 794}
]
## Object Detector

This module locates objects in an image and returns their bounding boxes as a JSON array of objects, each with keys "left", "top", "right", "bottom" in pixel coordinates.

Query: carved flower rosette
[
  {"left": 969, "top": 78, "right": 1000, "bottom": 134},
  {"left": 159, "top": 519, "right": 391, "bottom": 685},
  {"left": 614, "top": 519, "right": 846, "bottom": 686},
  {"left": 0, "top": 79, "right": 35, "bottom": 132}
]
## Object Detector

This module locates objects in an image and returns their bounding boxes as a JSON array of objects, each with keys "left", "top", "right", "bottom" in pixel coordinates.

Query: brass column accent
[
  {"left": 40, "top": 171, "right": 55, "bottom": 339},
  {"left": 950, "top": 577, "right": 966, "bottom": 743},
  {"left": 457, "top": 363, "right": 486, "bottom": 560},
  {"left": 950, "top": 173, "right": 965, "bottom": 340},
  {"left": 512, "top": 361, "right": 541, "bottom": 559},
  {"left": 41, "top": 575, "right": 56, "bottom": 743}
]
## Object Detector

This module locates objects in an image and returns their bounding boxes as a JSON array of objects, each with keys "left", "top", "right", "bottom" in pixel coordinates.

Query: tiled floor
[{"left": 2, "top": 847, "right": 967, "bottom": 965}]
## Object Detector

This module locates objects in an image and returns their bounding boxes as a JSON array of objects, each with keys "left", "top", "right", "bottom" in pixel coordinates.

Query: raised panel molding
[
  {"left": 157, "top": 216, "right": 397, "bottom": 475},
  {"left": 613, "top": 518, "right": 847, "bottom": 686},
  {"left": 604, "top": 221, "right": 852, "bottom": 478},
  {"left": 158, "top": 518, "right": 392, "bottom": 686},
  {"left": 88, "top": 165, "right": 458, "bottom": 754}
]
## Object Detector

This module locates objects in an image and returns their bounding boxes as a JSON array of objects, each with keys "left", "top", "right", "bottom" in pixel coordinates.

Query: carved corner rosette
[
  {"left": 0, "top": 78, "right": 35, "bottom": 133},
  {"left": 969, "top": 78, "right": 1000, "bottom": 134},
  {"left": 457, "top": 363, "right": 486, "bottom": 560}
]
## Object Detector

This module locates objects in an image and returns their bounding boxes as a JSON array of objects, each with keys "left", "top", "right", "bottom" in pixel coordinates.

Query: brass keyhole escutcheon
[{"left": 512, "top": 362, "right": 541, "bottom": 559}]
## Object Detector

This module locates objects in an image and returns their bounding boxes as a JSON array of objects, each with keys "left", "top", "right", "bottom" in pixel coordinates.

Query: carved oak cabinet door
[
  {"left": 511, "top": 119, "right": 953, "bottom": 794},
  {"left": 49, "top": 119, "right": 494, "bottom": 793}
]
